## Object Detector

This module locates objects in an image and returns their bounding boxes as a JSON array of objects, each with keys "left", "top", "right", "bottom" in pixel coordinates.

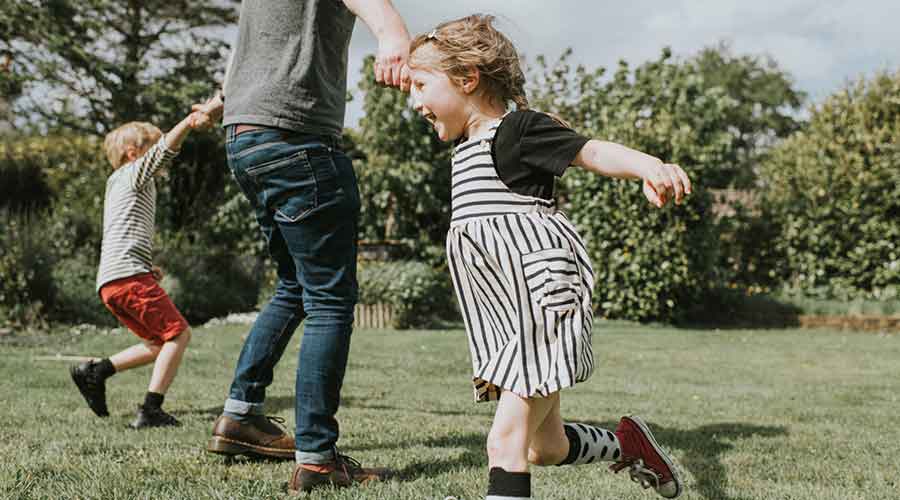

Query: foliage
[
  {"left": 0, "top": 141, "right": 53, "bottom": 213},
  {"left": 1, "top": 0, "right": 236, "bottom": 135},
  {"left": 529, "top": 48, "right": 727, "bottom": 321},
  {"left": 2, "top": 134, "right": 108, "bottom": 254},
  {"left": 0, "top": 210, "right": 55, "bottom": 327},
  {"left": 690, "top": 42, "right": 806, "bottom": 187},
  {"left": 357, "top": 260, "right": 455, "bottom": 329},
  {"left": 1, "top": 1, "right": 236, "bottom": 239},
  {"left": 758, "top": 70, "right": 900, "bottom": 300},
  {"left": 353, "top": 56, "right": 453, "bottom": 265},
  {"left": 157, "top": 234, "right": 260, "bottom": 324},
  {"left": 50, "top": 255, "right": 117, "bottom": 327}
]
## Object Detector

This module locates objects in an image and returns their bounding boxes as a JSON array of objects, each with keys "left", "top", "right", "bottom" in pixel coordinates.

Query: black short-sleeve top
[{"left": 491, "top": 109, "right": 590, "bottom": 200}]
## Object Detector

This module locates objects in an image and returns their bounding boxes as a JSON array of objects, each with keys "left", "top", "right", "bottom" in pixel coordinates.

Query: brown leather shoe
[
  {"left": 206, "top": 414, "right": 295, "bottom": 460},
  {"left": 288, "top": 452, "right": 393, "bottom": 494}
]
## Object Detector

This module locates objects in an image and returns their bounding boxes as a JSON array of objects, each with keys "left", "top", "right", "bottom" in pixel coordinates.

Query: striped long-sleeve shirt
[{"left": 95, "top": 137, "right": 178, "bottom": 291}]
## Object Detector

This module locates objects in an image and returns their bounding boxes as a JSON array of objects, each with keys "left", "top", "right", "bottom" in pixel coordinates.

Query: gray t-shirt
[{"left": 223, "top": 0, "right": 356, "bottom": 138}]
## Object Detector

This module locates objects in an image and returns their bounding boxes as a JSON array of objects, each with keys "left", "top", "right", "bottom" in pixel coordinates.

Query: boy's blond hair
[{"left": 103, "top": 122, "right": 162, "bottom": 169}]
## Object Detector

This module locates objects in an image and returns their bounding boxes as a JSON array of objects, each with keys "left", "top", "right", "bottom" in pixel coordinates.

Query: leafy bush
[
  {"left": 0, "top": 147, "right": 53, "bottom": 213},
  {"left": 1, "top": 134, "right": 107, "bottom": 254},
  {"left": 536, "top": 49, "right": 730, "bottom": 322},
  {"left": 758, "top": 70, "right": 900, "bottom": 299},
  {"left": 50, "top": 255, "right": 117, "bottom": 327},
  {"left": 0, "top": 211, "right": 55, "bottom": 327},
  {"left": 358, "top": 261, "right": 455, "bottom": 329},
  {"left": 157, "top": 237, "right": 260, "bottom": 324}
]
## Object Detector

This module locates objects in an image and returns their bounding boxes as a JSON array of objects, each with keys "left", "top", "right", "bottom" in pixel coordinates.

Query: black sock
[
  {"left": 95, "top": 358, "right": 116, "bottom": 379},
  {"left": 557, "top": 423, "right": 582, "bottom": 465},
  {"left": 486, "top": 467, "right": 531, "bottom": 499},
  {"left": 144, "top": 392, "right": 164, "bottom": 409}
]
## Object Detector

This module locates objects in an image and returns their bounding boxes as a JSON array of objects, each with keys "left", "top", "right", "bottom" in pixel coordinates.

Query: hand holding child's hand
[
  {"left": 641, "top": 162, "right": 692, "bottom": 208},
  {"left": 188, "top": 111, "right": 208, "bottom": 130},
  {"left": 189, "top": 93, "right": 224, "bottom": 130},
  {"left": 189, "top": 108, "right": 218, "bottom": 131}
]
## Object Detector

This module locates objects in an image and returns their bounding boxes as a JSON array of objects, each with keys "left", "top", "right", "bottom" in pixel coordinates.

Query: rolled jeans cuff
[
  {"left": 295, "top": 449, "right": 335, "bottom": 464},
  {"left": 223, "top": 398, "right": 265, "bottom": 417}
]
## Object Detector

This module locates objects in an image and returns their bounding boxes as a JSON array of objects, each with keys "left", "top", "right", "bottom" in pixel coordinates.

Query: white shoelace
[{"left": 623, "top": 458, "right": 661, "bottom": 490}]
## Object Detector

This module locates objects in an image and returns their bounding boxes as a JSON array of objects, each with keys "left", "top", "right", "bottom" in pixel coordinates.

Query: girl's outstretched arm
[{"left": 573, "top": 139, "right": 692, "bottom": 207}]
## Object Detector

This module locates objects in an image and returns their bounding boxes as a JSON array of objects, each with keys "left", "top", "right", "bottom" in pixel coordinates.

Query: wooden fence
[{"left": 354, "top": 303, "right": 394, "bottom": 329}]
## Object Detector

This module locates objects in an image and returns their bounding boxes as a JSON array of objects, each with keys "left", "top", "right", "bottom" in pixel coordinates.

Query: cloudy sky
[{"left": 340, "top": 0, "right": 900, "bottom": 126}]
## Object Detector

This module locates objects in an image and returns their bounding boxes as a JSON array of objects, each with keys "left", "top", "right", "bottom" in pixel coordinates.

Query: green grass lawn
[{"left": 1, "top": 323, "right": 898, "bottom": 500}]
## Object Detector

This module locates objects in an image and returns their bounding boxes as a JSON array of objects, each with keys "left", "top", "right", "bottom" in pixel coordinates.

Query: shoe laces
[
  {"left": 265, "top": 415, "right": 287, "bottom": 431},
  {"left": 333, "top": 447, "right": 363, "bottom": 477},
  {"left": 610, "top": 458, "right": 660, "bottom": 491}
]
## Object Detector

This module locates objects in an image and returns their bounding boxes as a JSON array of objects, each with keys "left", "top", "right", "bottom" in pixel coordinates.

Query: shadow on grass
[
  {"left": 394, "top": 432, "right": 487, "bottom": 481},
  {"left": 584, "top": 419, "right": 787, "bottom": 500},
  {"left": 681, "top": 289, "right": 804, "bottom": 330},
  {"left": 341, "top": 396, "right": 483, "bottom": 417},
  {"left": 352, "top": 415, "right": 787, "bottom": 497}
]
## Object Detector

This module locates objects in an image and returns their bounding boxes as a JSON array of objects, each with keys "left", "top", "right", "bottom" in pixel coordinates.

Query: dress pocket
[{"left": 522, "top": 248, "right": 582, "bottom": 312}]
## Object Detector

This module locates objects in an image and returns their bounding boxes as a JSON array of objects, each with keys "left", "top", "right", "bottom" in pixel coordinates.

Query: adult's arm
[{"left": 343, "top": 0, "right": 411, "bottom": 91}]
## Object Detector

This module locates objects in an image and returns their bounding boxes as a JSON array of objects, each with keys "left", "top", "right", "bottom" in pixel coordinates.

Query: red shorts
[{"left": 100, "top": 273, "right": 189, "bottom": 344}]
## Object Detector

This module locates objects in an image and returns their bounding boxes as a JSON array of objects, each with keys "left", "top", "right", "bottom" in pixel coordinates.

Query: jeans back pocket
[
  {"left": 522, "top": 248, "right": 582, "bottom": 312},
  {"left": 245, "top": 150, "right": 318, "bottom": 223}
]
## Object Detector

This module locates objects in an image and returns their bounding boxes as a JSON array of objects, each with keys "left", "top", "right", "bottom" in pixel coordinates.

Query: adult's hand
[
  {"left": 375, "top": 33, "right": 411, "bottom": 91},
  {"left": 343, "top": 0, "right": 412, "bottom": 92},
  {"left": 190, "top": 93, "right": 224, "bottom": 130}
]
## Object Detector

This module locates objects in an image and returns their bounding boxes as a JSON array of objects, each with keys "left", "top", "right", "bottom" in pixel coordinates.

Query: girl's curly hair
[{"left": 410, "top": 14, "right": 528, "bottom": 111}]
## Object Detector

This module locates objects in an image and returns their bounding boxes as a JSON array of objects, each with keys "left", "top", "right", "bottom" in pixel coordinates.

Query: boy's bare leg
[
  {"left": 108, "top": 341, "right": 162, "bottom": 372},
  {"left": 147, "top": 328, "right": 191, "bottom": 395}
]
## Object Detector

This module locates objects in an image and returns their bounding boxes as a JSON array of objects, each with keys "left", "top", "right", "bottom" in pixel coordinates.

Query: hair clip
[{"left": 427, "top": 29, "right": 437, "bottom": 40}]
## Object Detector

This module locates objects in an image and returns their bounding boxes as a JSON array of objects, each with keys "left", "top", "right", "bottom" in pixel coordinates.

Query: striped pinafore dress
[{"left": 446, "top": 124, "right": 596, "bottom": 402}]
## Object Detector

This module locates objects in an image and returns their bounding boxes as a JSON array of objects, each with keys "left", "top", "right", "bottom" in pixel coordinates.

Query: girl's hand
[
  {"left": 642, "top": 162, "right": 692, "bottom": 207},
  {"left": 151, "top": 266, "right": 164, "bottom": 281}
]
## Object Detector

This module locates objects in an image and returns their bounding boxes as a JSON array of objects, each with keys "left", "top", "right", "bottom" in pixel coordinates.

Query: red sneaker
[{"left": 610, "top": 415, "right": 683, "bottom": 498}]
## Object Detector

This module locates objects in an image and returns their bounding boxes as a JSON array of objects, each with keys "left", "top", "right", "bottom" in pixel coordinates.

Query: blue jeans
[{"left": 222, "top": 126, "right": 360, "bottom": 464}]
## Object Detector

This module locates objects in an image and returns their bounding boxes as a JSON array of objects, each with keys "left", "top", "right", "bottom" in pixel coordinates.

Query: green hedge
[
  {"left": 0, "top": 211, "right": 55, "bottom": 327},
  {"left": 551, "top": 51, "right": 731, "bottom": 322},
  {"left": 157, "top": 236, "right": 261, "bottom": 324},
  {"left": 758, "top": 70, "right": 900, "bottom": 300},
  {"left": 357, "top": 260, "right": 455, "bottom": 329},
  {"left": 51, "top": 255, "right": 117, "bottom": 327}
]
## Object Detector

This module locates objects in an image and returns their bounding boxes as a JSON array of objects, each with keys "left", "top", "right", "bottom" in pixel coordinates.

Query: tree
[
  {"left": 352, "top": 56, "right": 453, "bottom": 264},
  {"left": 1, "top": 0, "right": 236, "bottom": 135},
  {"left": 692, "top": 42, "right": 806, "bottom": 187},
  {"left": 1, "top": 0, "right": 239, "bottom": 232},
  {"left": 527, "top": 48, "right": 732, "bottom": 321}
]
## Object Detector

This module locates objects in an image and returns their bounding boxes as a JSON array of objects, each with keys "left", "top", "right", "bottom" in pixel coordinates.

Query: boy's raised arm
[{"left": 130, "top": 115, "right": 198, "bottom": 190}]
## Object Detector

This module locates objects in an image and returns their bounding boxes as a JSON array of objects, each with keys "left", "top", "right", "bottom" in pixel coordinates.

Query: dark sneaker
[
  {"left": 288, "top": 451, "right": 392, "bottom": 494},
  {"left": 610, "top": 415, "right": 683, "bottom": 498},
  {"left": 207, "top": 414, "right": 295, "bottom": 460},
  {"left": 130, "top": 405, "right": 180, "bottom": 429},
  {"left": 69, "top": 361, "right": 109, "bottom": 417}
]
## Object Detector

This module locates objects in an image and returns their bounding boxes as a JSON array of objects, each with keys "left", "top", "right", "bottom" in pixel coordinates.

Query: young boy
[{"left": 70, "top": 114, "right": 200, "bottom": 429}]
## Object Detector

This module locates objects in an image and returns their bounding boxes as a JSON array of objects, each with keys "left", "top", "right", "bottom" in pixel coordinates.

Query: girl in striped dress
[{"left": 408, "top": 15, "right": 692, "bottom": 500}]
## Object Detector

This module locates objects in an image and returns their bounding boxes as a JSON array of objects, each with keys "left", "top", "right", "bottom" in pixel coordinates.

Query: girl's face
[{"left": 409, "top": 63, "right": 471, "bottom": 142}]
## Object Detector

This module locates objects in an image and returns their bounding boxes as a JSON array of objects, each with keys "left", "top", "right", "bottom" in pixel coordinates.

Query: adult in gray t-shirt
[
  {"left": 195, "top": 1, "right": 411, "bottom": 493},
  {"left": 223, "top": 0, "right": 356, "bottom": 137}
]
